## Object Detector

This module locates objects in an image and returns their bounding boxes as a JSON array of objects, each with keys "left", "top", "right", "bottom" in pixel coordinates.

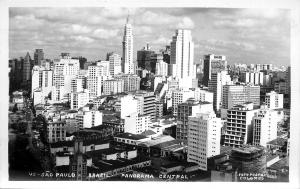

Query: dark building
[
  {"left": 34, "top": 49, "right": 44, "bottom": 66},
  {"left": 203, "top": 54, "right": 227, "bottom": 86},
  {"left": 230, "top": 145, "right": 267, "bottom": 175},
  {"left": 137, "top": 44, "right": 155, "bottom": 69},
  {"left": 21, "top": 52, "right": 33, "bottom": 91},
  {"left": 161, "top": 45, "right": 170, "bottom": 64}
]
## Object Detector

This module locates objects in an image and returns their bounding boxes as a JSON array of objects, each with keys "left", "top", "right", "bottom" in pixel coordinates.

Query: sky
[{"left": 9, "top": 7, "right": 290, "bottom": 66}]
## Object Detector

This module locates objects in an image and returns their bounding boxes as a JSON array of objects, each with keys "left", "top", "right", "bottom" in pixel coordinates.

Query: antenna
[{"left": 126, "top": 10, "right": 130, "bottom": 24}]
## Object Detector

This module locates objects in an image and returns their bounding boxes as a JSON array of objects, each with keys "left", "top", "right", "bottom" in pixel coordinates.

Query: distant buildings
[
  {"left": 108, "top": 53, "right": 122, "bottom": 76},
  {"left": 265, "top": 91, "right": 283, "bottom": 110},
  {"left": 114, "top": 74, "right": 140, "bottom": 92},
  {"left": 34, "top": 49, "right": 44, "bottom": 66}
]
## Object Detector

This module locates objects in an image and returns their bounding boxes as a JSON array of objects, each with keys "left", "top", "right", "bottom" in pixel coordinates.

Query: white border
[{"left": 0, "top": 0, "right": 299, "bottom": 189}]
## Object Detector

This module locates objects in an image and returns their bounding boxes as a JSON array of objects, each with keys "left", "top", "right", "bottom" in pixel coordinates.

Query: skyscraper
[
  {"left": 170, "top": 29, "right": 195, "bottom": 79},
  {"left": 22, "top": 52, "right": 32, "bottom": 83},
  {"left": 203, "top": 54, "right": 227, "bottom": 86},
  {"left": 34, "top": 49, "right": 44, "bottom": 66},
  {"left": 122, "top": 15, "right": 134, "bottom": 74}
]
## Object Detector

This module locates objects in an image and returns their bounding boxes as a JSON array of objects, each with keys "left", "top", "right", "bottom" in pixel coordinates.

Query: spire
[{"left": 126, "top": 12, "right": 130, "bottom": 24}]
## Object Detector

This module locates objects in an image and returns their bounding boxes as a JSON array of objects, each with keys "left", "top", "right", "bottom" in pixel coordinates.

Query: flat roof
[{"left": 115, "top": 133, "right": 148, "bottom": 140}]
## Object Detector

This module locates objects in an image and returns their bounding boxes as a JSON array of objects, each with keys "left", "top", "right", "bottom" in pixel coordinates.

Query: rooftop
[
  {"left": 115, "top": 132, "right": 148, "bottom": 140},
  {"left": 267, "top": 137, "right": 287, "bottom": 146}
]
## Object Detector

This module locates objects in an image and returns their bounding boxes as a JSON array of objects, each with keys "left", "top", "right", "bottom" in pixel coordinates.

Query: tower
[{"left": 122, "top": 14, "right": 134, "bottom": 74}]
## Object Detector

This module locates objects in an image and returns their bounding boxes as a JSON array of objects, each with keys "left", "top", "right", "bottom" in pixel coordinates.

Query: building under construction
[{"left": 230, "top": 145, "right": 267, "bottom": 174}]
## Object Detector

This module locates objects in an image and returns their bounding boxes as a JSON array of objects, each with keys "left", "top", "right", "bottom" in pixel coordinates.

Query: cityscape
[{"left": 8, "top": 8, "right": 290, "bottom": 182}]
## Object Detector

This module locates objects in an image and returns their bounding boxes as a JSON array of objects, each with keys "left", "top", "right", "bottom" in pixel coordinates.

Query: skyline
[{"left": 9, "top": 7, "right": 290, "bottom": 66}]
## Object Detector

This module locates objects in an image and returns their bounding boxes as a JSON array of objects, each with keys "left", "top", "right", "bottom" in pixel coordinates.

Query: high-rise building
[
  {"left": 240, "top": 71, "right": 264, "bottom": 85},
  {"left": 137, "top": 44, "right": 155, "bottom": 69},
  {"left": 114, "top": 74, "right": 140, "bottom": 92},
  {"left": 171, "top": 89, "right": 194, "bottom": 116},
  {"left": 103, "top": 79, "right": 124, "bottom": 95},
  {"left": 34, "top": 49, "right": 44, "bottom": 66},
  {"left": 224, "top": 103, "right": 260, "bottom": 148},
  {"left": 96, "top": 61, "right": 110, "bottom": 77},
  {"left": 134, "top": 91, "right": 156, "bottom": 120},
  {"left": 253, "top": 108, "right": 278, "bottom": 147},
  {"left": 264, "top": 91, "right": 283, "bottom": 110},
  {"left": 52, "top": 53, "right": 80, "bottom": 102},
  {"left": 120, "top": 94, "right": 138, "bottom": 119},
  {"left": 170, "top": 29, "right": 195, "bottom": 79},
  {"left": 222, "top": 84, "right": 260, "bottom": 110},
  {"left": 22, "top": 52, "right": 32, "bottom": 83},
  {"left": 187, "top": 111, "right": 222, "bottom": 171},
  {"left": 108, "top": 53, "right": 122, "bottom": 76},
  {"left": 208, "top": 71, "right": 232, "bottom": 112},
  {"left": 177, "top": 98, "right": 213, "bottom": 142},
  {"left": 193, "top": 88, "right": 214, "bottom": 103},
  {"left": 124, "top": 112, "right": 152, "bottom": 134},
  {"left": 31, "top": 65, "right": 53, "bottom": 98},
  {"left": 155, "top": 60, "right": 168, "bottom": 76},
  {"left": 70, "top": 90, "right": 89, "bottom": 110},
  {"left": 122, "top": 15, "right": 134, "bottom": 74},
  {"left": 87, "top": 65, "right": 103, "bottom": 99},
  {"left": 203, "top": 54, "right": 227, "bottom": 86}
]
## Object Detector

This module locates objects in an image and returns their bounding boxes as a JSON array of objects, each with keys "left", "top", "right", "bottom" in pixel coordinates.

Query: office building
[
  {"left": 31, "top": 65, "right": 53, "bottom": 98},
  {"left": 170, "top": 29, "right": 195, "bottom": 79},
  {"left": 48, "top": 119, "right": 67, "bottom": 143},
  {"left": 265, "top": 91, "right": 283, "bottom": 110},
  {"left": 103, "top": 79, "right": 124, "bottom": 95},
  {"left": 137, "top": 44, "right": 155, "bottom": 69},
  {"left": 87, "top": 65, "right": 103, "bottom": 99},
  {"left": 187, "top": 111, "right": 222, "bottom": 171},
  {"left": 203, "top": 54, "right": 227, "bottom": 86},
  {"left": 208, "top": 71, "right": 232, "bottom": 112},
  {"left": 52, "top": 53, "right": 80, "bottom": 101},
  {"left": 155, "top": 60, "right": 168, "bottom": 76},
  {"left": 253, "top": 108, "right": 278, "bottom": 147},
  {"left": 114, "top": 74, "right": 140, "bottom": 92},
  {"left": 22, "top": 52, "right": 32, "bottom": 83},
  {"left": 134, "top": 91, "right": 156, "bottom": 120},
  {"left": 124, "top": 112, "right": 152, "bottom": 134},
  {"left": 122, "top": 16, "right": 134, "bottom": 74},
  {"left": 177, "top": 98, "right": 213, "bottom": 142},
  {"left": 172, "top": 89, "right": 195, "bottom": 116},
  {"left": 120, "top": 94, "right": 138, "bottom": 119},
  {"left": 222, "top": 84, "right": 260, "bottom": 110},
  {"left": 224, "top": 103, "right": 260, "bottom": 147},
  {"left": 34, "top": 49, "right": 44, "bottom": 66},
  {"left": 193, "top": 88, "right": 214, "bottom": 103},
  {"left": 70, "top": 90, "right": 89, "bottom": 110},
  {"left": 75, "top": 107, "right": 103, "bottom": 128},
  {"left": 240, "top": 71, "right": 264, "bottom": 85},
  {"left": 108, "top": 53, "right": 122, "bottom": 76}
]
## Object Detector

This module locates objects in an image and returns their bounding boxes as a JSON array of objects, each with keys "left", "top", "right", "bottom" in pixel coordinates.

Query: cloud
[
  {"left": 177, "top": 17, "right": 195, "bottom": 29},
  {"left": 70, "top": 36, "right": 95, "bottom": 43},
  {"left": 93, "top": 28, "right": 120, "bottom": 39}
]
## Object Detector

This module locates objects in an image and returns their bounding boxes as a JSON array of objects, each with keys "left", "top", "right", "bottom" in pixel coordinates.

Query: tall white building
[
  {"left": 241, "top": 71, "right": 264, "bottom": 85},
  {"left": 122, "top": 16, "right": 134, "bottom": 74},
  {"left": 187, "top": 111, "right": 222, "bottom": 171},
  {"left": 124, "top": 112, "right": 152, "bottom": 134},
  {"left": 87, "top": 65, "right": 103, "bottom": 99},
  {"left": 96, "top": 61, "right": 111, "bottom": 77},
  {"left": 109, "top": 53, "right": 122, "bottom": 76},
  {"left": 265, "top": 91, "right": 283, "bottom": 109},
  {"left": 52, "top": 53, "right": 80, "bottom": 102},
  {"left": 170, "top": 29, "right": 195, "bottom": 79},
  {"left": 208, "top": 71, "right": 232, "bottom": 112},
  {"left": 253, "top": 108, "right": 278, "bottom": 147}
]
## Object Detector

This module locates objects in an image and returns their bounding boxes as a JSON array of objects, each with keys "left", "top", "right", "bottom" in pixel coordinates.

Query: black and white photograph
[{"left": 1, "top": 0, "right": 300, "bottom": 188}]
